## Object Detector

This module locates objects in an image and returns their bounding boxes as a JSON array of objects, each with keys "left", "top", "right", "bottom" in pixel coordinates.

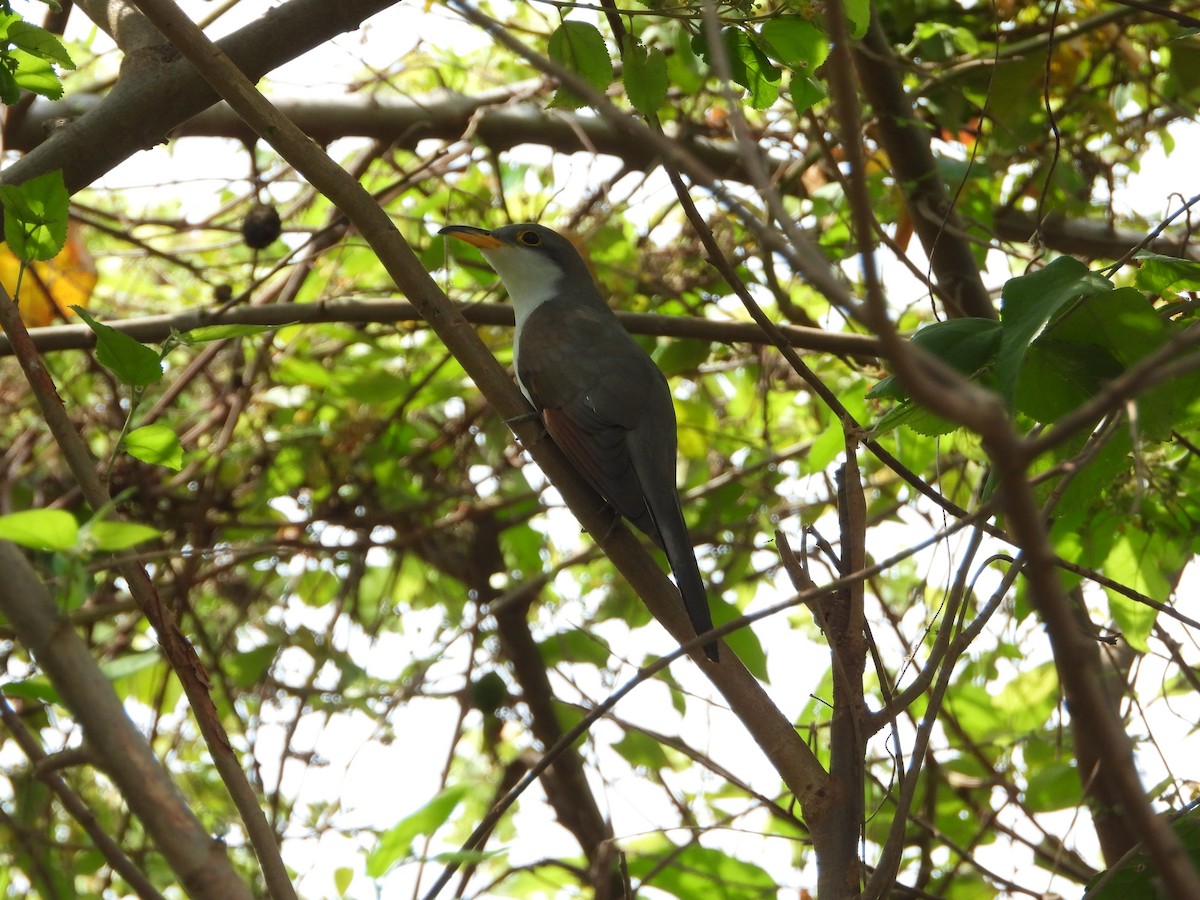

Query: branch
[
  {"left": 0, "top": 0, "right": 403, "bottom": 192},
  {"left": 852, "top": 14, "right": 995, "bottom": 319},
  {"left": 128, "top": 0, "right": 830, "bottom": 838},
  {"left": 0, "top": 542, "right": 250, "bottom": 898},
  {"left": 12, "top": 91, "right": 1194, "bottom": 262},
  {"left": 997, "top": 208, "right": 1199, "bottom": 262},
  {"left": 816, "top": 450, "right": 870, "bottom": 896},
  {"left": 0, "top": 298, "right": 884, "bottom": 358}
]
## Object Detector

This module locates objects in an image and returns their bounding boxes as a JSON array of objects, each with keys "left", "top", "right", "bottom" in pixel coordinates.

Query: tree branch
[
  {"left": 852, "top": 15, "right": 995, "bottom": 319},
  {"left": 0, "top": 0, "right": 403, "bottom": 192},
  {"left": 128, "top": 0, "right": 830, "bottom": 833},
  {"left": 0, "top": 298, "right": 883, "bottom": 358},
  {"left": 11, "top": 91, "right": 1193, "bottom": 262},
  {"left": 0, "top": 542, "right": 250, "bottom": 899}
]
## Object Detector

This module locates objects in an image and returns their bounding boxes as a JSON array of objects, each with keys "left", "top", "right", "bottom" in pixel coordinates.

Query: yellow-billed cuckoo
[{"left": 440, "top": 223, "right": 717, "bottom": 661}]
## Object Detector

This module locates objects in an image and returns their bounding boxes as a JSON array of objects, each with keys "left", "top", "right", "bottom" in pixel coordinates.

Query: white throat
[{"left": 482, "top": 247, "right": 563, "bottom": 370}]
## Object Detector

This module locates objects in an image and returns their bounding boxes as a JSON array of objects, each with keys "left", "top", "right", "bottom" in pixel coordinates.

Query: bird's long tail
[{"left": 656, "top": 496, "right": 718, "bottom": 662}]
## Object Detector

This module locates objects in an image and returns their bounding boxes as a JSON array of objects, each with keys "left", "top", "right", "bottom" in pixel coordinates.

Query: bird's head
[{"left": 439, "top": 223, "right": 599, "bottom": 308}]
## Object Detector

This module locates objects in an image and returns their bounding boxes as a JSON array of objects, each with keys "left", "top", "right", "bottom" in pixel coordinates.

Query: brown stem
[
  {"left": 0, "top": 542, "right": 250, "bottom": 898},
  {"left": 126, "top": 0, "right": 830, "bottom": 873}
]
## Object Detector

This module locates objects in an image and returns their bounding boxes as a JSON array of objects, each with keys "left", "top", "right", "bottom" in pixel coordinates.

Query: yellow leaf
[{"left": 0, "top": 222, "right": 96, "bottom": 329}]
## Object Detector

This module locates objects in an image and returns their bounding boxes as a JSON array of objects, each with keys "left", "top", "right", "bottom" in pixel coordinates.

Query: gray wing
[
  {"left": 517, "top": 301, "right": 670, "bottom": 542},
  {"left": 516, "top": 300, "right": 717, "bottom": 658}
]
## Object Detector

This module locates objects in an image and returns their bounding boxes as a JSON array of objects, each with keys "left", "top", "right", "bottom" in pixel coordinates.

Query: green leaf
[
  {"left": 720, "top": 27, "right": 781, "bottom": 109},
  {"left": 1014, "top": 286, "right": 1180, "bottom": 427},
  {"left": 627, "top": 842, "right": 776, "bottom": 896},
  {"left": 86, "top": 520, "right": 162, "bottom": 551},
  {"left": 622, "top": 41, "right": 667, "bottom": 117},
  {"left": 547, "top": 21, "right": 613, "bottom": 109},
  {"left": 72, "top": 307, "right": 164, "bottom": 386},
  {"left": 842, "top": 0, "right": 871, "bottom": 39},
  {"left": 0, "top": 169, "right": 69, "bottom": 261},
  {"left": 1101, "top": 528, "right": 1179, "bottom": 652},
  {"left": 276, "top": 355, "right": 336, "bottom": 389},
  {"left": 539, "top": 627, "right": 611, "bottom": 668},
  {"left": 1, "top": 678, "right": 59, "bottom": 704},
  {"left": 952, "top": 663, "right": 1059, "bottom": 745},
  {"left": 99, "top": 649, "right": 162, "bottom": 682},
  {"left": 992, "top": 661, "right": 1060, "bottom": 734},
  {"left": 653, "top": 338, "right": 709, "bottom": 377},
  {"left": 366, "top": 785, "right": 470, "bottom": 877},
  {"left": 124, "top": 424, "right": 184, "bottom": 471},
  {"left": 808, "top": 417, "right": 846, "bottom": 469},
  {"left": 712, "top": 595, "right": 768, "bottom": 680},
  {"left": 612, "top": 731, "right": 676, "bottom": 771},
  {"left": 791, "top": 74, "right": 827, "bottom": 112},
  {"left": 0, "top": 509, "right": 77, "bottom": 551},
  {"left": 1167, "top": 38, "right": 1200, "bottom": 98},
  {"left": 227, "top": 644, "right": 278, "bottom": 688},
  {"left": 186, "top": 323, "right": 282, "bottom": 342},
  {"left": 333, "top": 867, "right": 353, "bottom": 897},
  {"left": 996, "top": 258, "right": 1112, "bottom": 403},
  {"left": 10, "top": 49, "right": 64, "bottom": 101},
  {"left": 1015, "top": 338, "right": 1123, "bottom": 422},
  {"left": 1024, "top": 760, "right": 1082, "bottom": 812},
  {"left": 868, "top": 318, "right": 1002, "bottom": 401},
  {"left": 0, "top": 67, "right": 16, "bottom": 105},
  {"left": 1135, "top": 253, "right": 1200, "bottom": 294},
  {"left": 760, "top": 17, "right": 829, "bottom": 71},
  {"left": 8, "top": 21, "right": 74, "bottom": 69},
  {"left": 1041, "top": 287, "right": 1166, "bottom": 368},
  {"left": 870, "top": 399, "right": 957, "bottom": 437},
  {"left": 666, "top": 20, "right": 704, "bottom": 94}
]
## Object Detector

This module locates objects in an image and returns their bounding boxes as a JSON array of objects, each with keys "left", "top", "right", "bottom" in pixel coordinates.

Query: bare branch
[
  {"left": 0, "top": 542, "right": 251, "bottom": 899},
  {"left": 0, "top": 299, "right": 884, "bottom": 358}
]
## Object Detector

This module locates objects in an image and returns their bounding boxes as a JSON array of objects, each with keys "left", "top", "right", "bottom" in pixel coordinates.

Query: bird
[{"left": 439, "top": 222, "right": 718, "bottom": 661}]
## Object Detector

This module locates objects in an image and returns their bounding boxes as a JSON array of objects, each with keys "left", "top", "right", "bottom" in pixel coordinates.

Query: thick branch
[
  {"left": 853, "top": 16, "right": 995, "bottom": 319},
  {"left": 1, "top": 0, "right": 402, "bottom": 192},
  {"left": 127, "top": 0, "right": 829, "bottom": 825},
  {"left": 14, "top": 93, "right": 1188, "bottom": 264},
  {"left": 814, "top": 453, "right": 870, "bottom": 896}
]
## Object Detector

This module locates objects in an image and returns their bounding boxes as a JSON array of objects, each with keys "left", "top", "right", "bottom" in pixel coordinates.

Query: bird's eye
[{"left": 518, "top": 230, "right": 541, "bottom": 246}]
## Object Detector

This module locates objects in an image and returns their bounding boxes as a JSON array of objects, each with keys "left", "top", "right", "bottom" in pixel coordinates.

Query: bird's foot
[
  {"left": 504, "top": 410, "right": 547, "bottom": 443},
  {"left": 592, "top": 507, "right": 623, "bottom": 544}
]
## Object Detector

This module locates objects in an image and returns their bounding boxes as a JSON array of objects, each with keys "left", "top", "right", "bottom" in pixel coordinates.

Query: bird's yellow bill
[{"left": 439, "top": 225, "right": 503, "bottom": 249}]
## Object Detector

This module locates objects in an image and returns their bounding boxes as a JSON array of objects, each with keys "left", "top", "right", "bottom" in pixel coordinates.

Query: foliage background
[{"left": 0, "top": 0, "right": 1199, "bottom": 897}]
